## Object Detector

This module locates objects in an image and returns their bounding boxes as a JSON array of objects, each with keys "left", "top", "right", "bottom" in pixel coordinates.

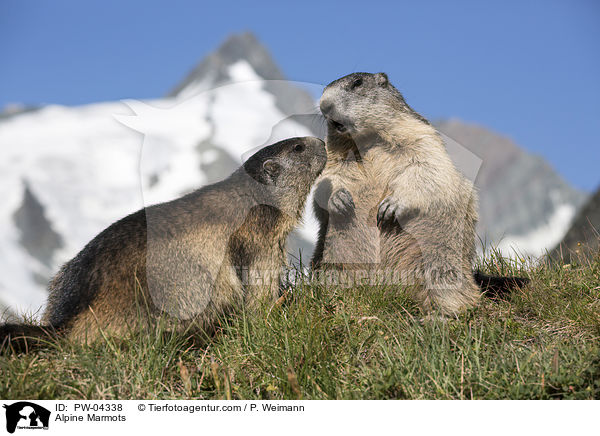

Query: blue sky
[{"left": 2, "top": 0, "right": 599, "bottom": 191}]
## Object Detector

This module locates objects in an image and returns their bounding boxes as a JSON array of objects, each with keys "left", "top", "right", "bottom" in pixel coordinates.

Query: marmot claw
[
  {"left": 377, "top": 197, "right": 407, "bottom": 226},
  {"left": 328, "top": 188, "right": 355, "bottom": 216}
]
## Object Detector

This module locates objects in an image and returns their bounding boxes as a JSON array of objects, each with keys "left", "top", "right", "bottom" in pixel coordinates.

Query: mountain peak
[
  {"left": 168, "top": 32, "right": 285, "bottom": 97},
  {"left": 168, "top": 31, "right": 320, "bottom": 134}
]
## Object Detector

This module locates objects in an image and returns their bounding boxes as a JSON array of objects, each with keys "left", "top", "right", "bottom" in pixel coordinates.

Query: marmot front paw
[
  {"left": 328, "top": 188, "right": 355, "bottom": 216},
  {"left": 377, "top": 197, "right": 408, "bottom": 226}
]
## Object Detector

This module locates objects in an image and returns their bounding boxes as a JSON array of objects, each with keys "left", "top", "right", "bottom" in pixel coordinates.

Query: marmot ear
[
  {"left": 263, "top": 159, "right": 281, "bottom": 179},
  {"left": 375, "top": 72, "right": 389, "bottom": 87}
]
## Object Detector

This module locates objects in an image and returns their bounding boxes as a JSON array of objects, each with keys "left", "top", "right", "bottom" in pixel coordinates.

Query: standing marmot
[
  {"left": 1, "top": 137, "right": 326, "bottom": 347},
  {"left": 312, "top": 72, "right": 481, "bottom": 314}
]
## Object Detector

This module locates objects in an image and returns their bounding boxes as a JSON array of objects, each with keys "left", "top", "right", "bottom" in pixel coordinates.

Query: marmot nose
[{"left": 320, "top": 101, "right": 333, "bottom": 116}]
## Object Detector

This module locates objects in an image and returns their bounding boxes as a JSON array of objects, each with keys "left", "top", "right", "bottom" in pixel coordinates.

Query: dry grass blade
[{"left": 287, "top": 366, "right": 302, "bottom": 400}]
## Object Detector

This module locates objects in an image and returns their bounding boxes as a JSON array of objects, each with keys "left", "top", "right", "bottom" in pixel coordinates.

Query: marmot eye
[
  {"left": 294, "top": 143, "right": 305, "bottom": 152},
  {"left": 350, "top": 78, "right": 363, "bottom": 89}
]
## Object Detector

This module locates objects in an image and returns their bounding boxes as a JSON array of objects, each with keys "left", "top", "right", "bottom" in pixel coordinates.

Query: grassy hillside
[{"left": 1, "top": 251, "right": 599, "bottom": 400}]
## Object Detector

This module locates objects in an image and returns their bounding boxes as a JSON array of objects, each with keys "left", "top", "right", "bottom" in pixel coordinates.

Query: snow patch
[{"left": 496, "top": 202, "right": 576, "bottom": 258}]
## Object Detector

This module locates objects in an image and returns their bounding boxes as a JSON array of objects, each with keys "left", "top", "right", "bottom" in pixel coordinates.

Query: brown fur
[
  {"left": 2, "top": 137, "right": 326, "bottom": 346},
  {"left": 312, "top": 73, "right": 480, "bottom": 314}
]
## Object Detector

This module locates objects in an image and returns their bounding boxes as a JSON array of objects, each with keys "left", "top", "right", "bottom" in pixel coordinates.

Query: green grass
[{"left": 1, "top": 251, "right": 599, "bottom": 400}]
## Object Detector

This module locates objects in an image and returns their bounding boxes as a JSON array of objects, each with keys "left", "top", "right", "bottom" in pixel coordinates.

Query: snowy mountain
[
  {"left": 0, "top": 32, "right": 588, "bottom": 319},
  {"left": 436, "top": 120, "right": 588, "bottom": 257}
]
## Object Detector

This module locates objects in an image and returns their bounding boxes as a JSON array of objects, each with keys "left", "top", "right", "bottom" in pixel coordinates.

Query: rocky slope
[{"left": 436, "top": 120, "right": 588, "bottom": 256}]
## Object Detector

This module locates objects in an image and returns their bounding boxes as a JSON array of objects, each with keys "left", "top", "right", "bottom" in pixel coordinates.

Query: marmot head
[
  {"left": 243, "top": 136, "right": 327, "bottom": 214},
  {"left": 320, "top": 72, "right": 429, "bottom": 144}
]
